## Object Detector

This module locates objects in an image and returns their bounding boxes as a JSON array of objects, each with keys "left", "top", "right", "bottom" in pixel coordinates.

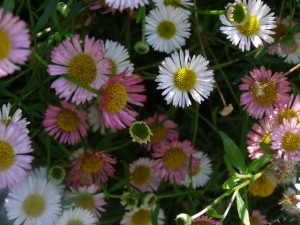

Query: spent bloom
[
  {"left": 191, "top": 215, "right": 219, "bottom": 225},
  {"left": 152, "top": 139, "right": 200, "bottom": 184},
  {"left": 156, "top": 49, "right": 214, "bottom": 108},
  {"left": 239, "top": 66, "right": 291, "bottom": 119},
  {"left": 279, "top": 186, "right": 300, "bottom": 215},
  {"left": 0, "top": 121, "right": 33, "bottom": 190},
  {"left": 99, "top": 70, "right": 147, "bottom": 129},
  {"left": 5, "top": 176, "right": 62, "bottom": 225},
  {"left": 220, "top": 0, "right": 276, "bottom": 51},
  {"left": 248, "top": 173, "right": 276, "bottom": 197},
  {"left": 67, "top": 150, "right": 116, "bottom": 188},
  {"left": 0, "top": 8, "right": 31, "bottom": 77},
  {"left": 47, "top": 34, "right": 110, "bottom": 104},
  {"left": 43, "top": 101, "right": 87, "bottom": 145},
  {"left": 145, "top": 6, "right": 191, "bottom": 53}
]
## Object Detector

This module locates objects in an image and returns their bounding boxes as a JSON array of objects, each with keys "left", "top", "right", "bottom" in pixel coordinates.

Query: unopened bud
[
  {"left": 176, "top": 213, "right": 192, "bottom": 225},
  {"left": 134, "top": 41, "right": 150, "bottom": 54}
]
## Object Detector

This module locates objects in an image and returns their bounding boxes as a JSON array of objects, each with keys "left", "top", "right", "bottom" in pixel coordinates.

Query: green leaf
[
  {"left": 151, "top": 204, "right": 160, "bottom": 225},
  {"left": 247, "top": 154, "right": 273, "bottom": 173},
  {"left": 259, "top": 142, "right": 273, "bottom": 154},
  {"left": 136, "top": 6, "right": 144, "bottom": 23},
  {"left": 222, "top": 177, "right": 239, "bottom": 190},
  {"left": 2, "top": 0, "right": 15, "bottom": 12},
  {"left": 224, "top": 155, "right": 236, "bottom": 175},
  {"left": 219, "top": 131, "right": 246, "bottom": 173},
  {"left": 206, "top": 208, "right": 222, "bottom": 219},
  {"left": 32, "top": 0, "right": 58, "bottom": 34},
  {"left": 236, "top": 192, "right": 250, "bottom": 225},
  {"left": 109, "top": 179, "right": 128, "bottom": 193}
]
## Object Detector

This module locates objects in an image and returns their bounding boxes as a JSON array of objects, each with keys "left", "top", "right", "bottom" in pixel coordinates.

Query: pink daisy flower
[
  {"left": 47, "top": 34, "right": 110, "bottom": 105},
  {"left": 271, "top": 118, "right": 300, "bottom": 161},
  {"left": 239, "top": 66, "right": 291, "bottom": 119},
  {"left": 145, "top": 113, "right": 179, "bottom": 151},
  {"left": 0, "top": 102, "right": 29, "bottom": 130},
  {"left": 43, "top": 101, "right": 87, "bottom": 145},
  {"left": 67, "top": 150, "right": 116, "bottom": 188},
  {"left": 247, "top": 117, "right": 274, "bottom": 159},
  {"left": 152, "top": 140, "right": 200, "bottom": 184},
  {"left": 104, "top": 0, "right": 149, "bottom": 11},
  {"left": 191, "top": 215, "right": 218, "bottom": 225},
  {"left": 249, "top": 210, "right": 268, "bottom": 225},
  {"left": 129, "top": 157, "right": 161, "bottom": 192},
  {"left": 0, "top": 8, "right": 31, "bottom": 77},
  {"left": 271, "top": 94, "right": 300, "bottom": 127},
  {"left": 0, "top": 121, "right": 33, "bottom": 189},
  {"left": 66, "top": 184, "right": 106, "bottom": 221},
  {"left": 99, "top": 70, "right": 147, "bottom": 129}
]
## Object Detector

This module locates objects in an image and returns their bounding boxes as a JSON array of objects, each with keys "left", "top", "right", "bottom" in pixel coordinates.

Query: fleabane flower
[
  {"left": 152, "top": 0, "right": 193, "bottom": 16},
  {"left": 145, "top": 113, "right": 179, "bottom": 151},
  {"left": 47, "top": 34, "right": 110, "bottom": 104},
  {"left": 156, "top": 49, "right": 214, "bottom": 108},
  {"left": 104, "top": 39, "right": 134, "bottom": 76},
  {"left": 43, "top": 101, "right": 87, "bottom": 145},
  {"left": 120, "top": 206, "right": 165, "bottom": 225},
  {"left": 65, "top": 185, "right": 106, "bottom": 221},
  {"left": 247, "top": 117, "right": 274, "bottom": 159},
  {"left": 67, "top": 150, "right": 116, "bottom": 188},
  {"left": 5, "top": 176, "right": 62, "bottom": 225},
  {"left": 152, "top": 139, "right": 200, "bottom": 184},
  {"left": 220, "top": 0, "right": 276, "bottom": 51},
  {"left": 271, "top": 118, "right": 300, "bottom": 161},
  {"left": 182, "top": 151, "right": 212, "bottom": 188},
  {"left": 104, "top": 0, "right": 149, "bottom": 11},
  {"left": 249, "top": 210, "right": 268, "bottom": 225},
  {"left": 277, "top": 38, "right": 300, "bottom": 64},
  {"left": 279, "top": 187, "right": 300, "bottom": 215},
  {"left": 0, "top": 102, "right": 29, "bottom": 129},
  {"left": 145, "top": 6, "right": 191, "bottom": 53},
  {"left": 191, "top": 216, "right": 219, "bottom": 225},
  {"left": 0, "top": 8, "right": 31, "bottom": 77},
  {"left": 55, "top": 208, "right": 97, "bottom": 225},
  {"left": 129, "top": 157, "right": 161, "bottom": 192},
  {"left": 99, "top": 70, "right": 147, "bottom": 129},
  {"left": 0, "top": 121, "right": 33, "bottom": 190},
  {"left": 239, "top": 66, "right": 291, "bottom": 119}
]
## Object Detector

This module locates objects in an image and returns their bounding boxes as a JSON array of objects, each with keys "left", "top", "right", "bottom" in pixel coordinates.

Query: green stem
[
  {"left": 198, "top": 113, "right": 219, "bottom": 135},
  {"left": 192, "top": 104, "right": 199, "bottom": 146},
  {"left": 171, "top": 1, "right": 224, "bottom": 15},
  {"left": 134, "top": 62, "right": 161, "bottom": 72},
  {"left": 141, "top": 6, "right": 146, "bottom": 42},
  {"left": 158, "top": 191, "right": 196, "bottom": 200},
  {"left": 32, "top": 50, "right": 48, "bottom": 67},
  {"left": 62, "top": 75, "right": 100, "bottom": 95},
  {"left": 104, "top": 141, "right": 132, "bottom": 153}
]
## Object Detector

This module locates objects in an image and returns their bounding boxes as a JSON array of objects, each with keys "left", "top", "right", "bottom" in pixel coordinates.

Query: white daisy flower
[
  {"left": 277, "top": 38, "right": 300, "bottom": 64},
  {"left": 183, "top": 151, "right": 212, "bottom": 188},
  {"left": 5, "top": 177, "right": 62, "bottom": 225},
  {"left": 0, "top": 102, "right": 29, "bottom": 129},
  {"left": 104, "top": 0, "right": 149, "bottom": 11},
  {"left": 65, "top": 184, "right": 106, "bottom": 221},
  {"left": 104, "top": 40, "right": 134, "bottom": 76},
  {"left": 155, "top": 49, "right": 214, "bottom": 108},
  {"left": 152, "top": 0, "right": 193, "bottom": 16},
  {"left": 120, "top": 206, "right": 165, "bottom": 225},
  {"left": 55, "top": 208, "right": 97, "bottom": 225},
  {"left": 219, "top": 0, "right": 276, "bottom": 52},
  {"left": 145, "top": 6, "right": 191, "bottom": 53}
]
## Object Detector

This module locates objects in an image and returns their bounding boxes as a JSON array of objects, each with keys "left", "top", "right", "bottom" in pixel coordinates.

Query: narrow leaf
[
  {"left": 206, "top": 208, "right": 222, "bottom": 219},
  {"left": 247, "top": 154, "right": 273, "bottom": 173},
  {"left": 136, "top": 6, "right": 144, "bottom": 23},
  {"left": 151, "top": 204, "right": 160, "bottom": 225},
  {"left": 222, "top": 177, "right": 239, "bottom": 190},
  {"left": 3, "top": 0, "right": 15, "bottom": 12},
  {"left": 236, "top": 192, "right": 250, "bottom": 225},
  {"left": 219, "top": 131, "right": 246, "bottom": 172}
]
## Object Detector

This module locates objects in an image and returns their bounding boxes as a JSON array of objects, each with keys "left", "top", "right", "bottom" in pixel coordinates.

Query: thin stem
[
  {"left": 192, "top": 104, "right": 199, "bottom": 146},
  {"left": 283, "top": 62, "right": 300, "bottom": 77},
  {"left": 171, "top": 1, "right": 224, "bottom": 15},
  {"left": 198, "top": 113, "right": 219, "bottom": 135},
  {"left": 141, "top": 6, "right": 146, "bottom": 42},
  {"left": 218, "top": 190, "right": 238, "bottom": 223},
  {"left": 31, "top": 50, "right": 48, "bottom": 67},
  {"left": 62, "top": 75, "right": 100, "bottom": 95}
]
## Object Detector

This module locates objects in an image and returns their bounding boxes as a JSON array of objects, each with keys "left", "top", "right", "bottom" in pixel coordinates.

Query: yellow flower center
[
  {"left": 0, "top": 29, "right": 11, "bottom": 60},
  {"left": 107, "top": 59, "right": 117, "bottom": 74},
  {"left": 249, "top": 175, "right": 276, "bottom": 197},
  {"left": 193, "top": 165, "right": 201, "bottom": 176},
  {"left": 56, "top": 109, "right": 80, "bottom": 132},
  {"left": 81, "top": 153, "right": 104, "bottom": 173},
  {"left": 68, "top": 54, "right": 97, "bottom": 85},
  {"left": 237, "top": 16, "right": 260, "bottom": 36},
  {"left": 260, "top": 132, "right": 272, "bottom": 145},
  {"left": 272, "top": 23, "right": 289, "bottom": 41},
  {"left": 131, "top": 209, "right": 151, "bottom": 225},
  {"left": 150, "top": 125, "right": 167, "bottom": 142},
  {"left": 278, "top": 109, "right": 299, "bottom": 125},
  {"left": 163, "top": 147, "right": 186, "bottom": 171},
  {"left": 104, "top": 82, "right": 128, "bottom": 113},
  {"left": 281, "top": 132, "right": 300, "bottom": 152},
  {"left": 250, "top": 81, "right": 278, "bottom": 106},
  {"left": 157, "top": 21, "right": 176, "bottom": 39},
  {"left": 66, "top": 220, "right": 84, "bottom": 225},
  {"left": 22, "top": 194, "right": 46, "bottom": 217},
  {"left": 131, "top": 165, "right": 151, "bottom": 186},
  {"left": 0, "top": 141, "right": 15, "bottom": 172},
  {"left": 174, "top": 68, "right": 197, "bottom": 91},
  {"left": 249, "top": 217, "right": 260, "bottom": 225},
  {"left": 75, "top": 194, "right": 94, "bottom": 210},
  {"left": 192, "top": 220, "right": 214, "bottom": 225},
  {"left": 164, "top": 0, "right": 181, "bottom": 7}
]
